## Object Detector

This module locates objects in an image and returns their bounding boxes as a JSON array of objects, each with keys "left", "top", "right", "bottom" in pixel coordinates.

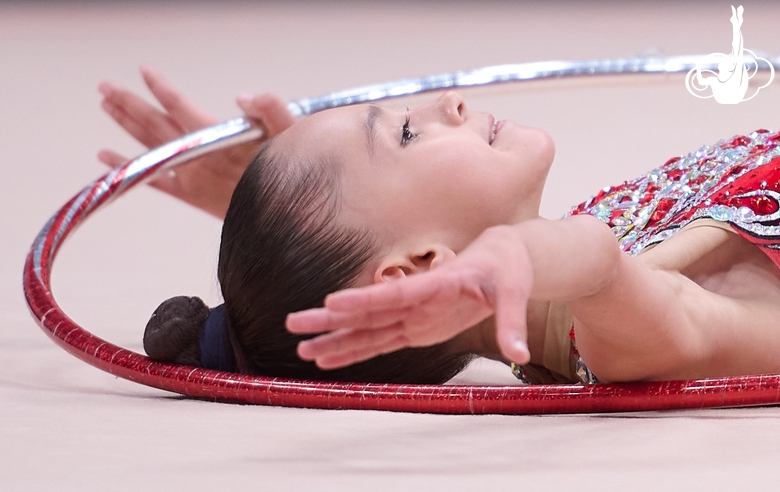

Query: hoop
[{"left": 24, "top": 56, "right": 780, "bottom": 414}]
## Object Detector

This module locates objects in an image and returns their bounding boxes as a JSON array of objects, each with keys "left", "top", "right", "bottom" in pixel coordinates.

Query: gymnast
[{"left": 98, "top": 66, "right": 780, "bottom": 385}]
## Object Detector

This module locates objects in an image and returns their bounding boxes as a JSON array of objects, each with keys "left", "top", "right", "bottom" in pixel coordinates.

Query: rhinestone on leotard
[{"left": 569, "top": 129, "right": 780, "bottom": 260}]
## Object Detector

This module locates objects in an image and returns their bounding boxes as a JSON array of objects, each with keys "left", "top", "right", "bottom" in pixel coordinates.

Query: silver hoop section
[
  {"left": 287, "top": 54, "right": 780, "bottom": 116},
  {"left": 90, "top": 55, "right": 780, "bottom": 196}
]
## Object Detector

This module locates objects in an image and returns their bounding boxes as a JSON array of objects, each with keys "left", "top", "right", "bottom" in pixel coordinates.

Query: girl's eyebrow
[{"left": 364, "top": 104, "right": 383, "bottom": 157}]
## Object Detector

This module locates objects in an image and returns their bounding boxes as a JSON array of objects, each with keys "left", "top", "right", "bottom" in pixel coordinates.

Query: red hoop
[{"left": 24, "top": 63, "right": 780, "bottom": 413}]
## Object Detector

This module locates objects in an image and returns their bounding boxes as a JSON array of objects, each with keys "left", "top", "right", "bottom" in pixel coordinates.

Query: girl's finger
[
  {"left": 140, "top": 65, "right": 218, "bottom": 132},
  {"left": 492, "top": 279, "right": 531, "bottom": 365},
  {"left": 300, "top": 326, "right": 408, "bottom": 369},
  {"left": 324, "top": 271, "right": 448, "bottom": 312},
  {"left": 97, "top": 149, "right": 128, "bottom": 169},
  {"left": 99, "top": 82, "right": 180, "bottom": 146},
  {"left": 297, "top": 323, "right": 404, "bottom": 360},
  {"left": 142, "top": 168, "right": 184, "bottom": 198},
  {"left": 100, "top": 97, "right": 158, "bottom": 146},
  {"left": 286, "top": 305, "right": 411, "bottom": 334},
  {"left": 315, "top": 337, "right": 409, "bottom": 370},
  {"left": 237, "top": 93, "right": 297, "bottom": 137}
]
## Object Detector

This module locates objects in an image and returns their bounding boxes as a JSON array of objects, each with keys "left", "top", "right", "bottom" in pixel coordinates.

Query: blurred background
[{"left": 2, "top": 1, "right": 780, "bottom": 490}]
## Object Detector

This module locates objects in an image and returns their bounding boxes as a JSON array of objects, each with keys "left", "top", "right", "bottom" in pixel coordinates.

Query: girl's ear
[{"left": 373, "top": 245, "right": 456, "bottom": 284}]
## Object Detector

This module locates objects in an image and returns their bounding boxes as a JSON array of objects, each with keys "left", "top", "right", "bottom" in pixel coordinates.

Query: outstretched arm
[
  {"left": 98, "top": 66, "right": 296, "bottom": 218},
  {"left": 286, "top": 214, "right": 622, "bottom": 369},
  {"left": 288, "top": 211, "right": 780, "bottom": 381}
]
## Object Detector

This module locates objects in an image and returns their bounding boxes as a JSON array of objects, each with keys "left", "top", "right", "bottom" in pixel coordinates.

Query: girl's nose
[{"left": 435, "top": 91, "right": 467, "bottom": 125}]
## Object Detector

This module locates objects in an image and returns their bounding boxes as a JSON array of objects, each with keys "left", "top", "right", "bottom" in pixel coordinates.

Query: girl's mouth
[{"left": 489, "top": 117, "right": 504, "bottom": 145}]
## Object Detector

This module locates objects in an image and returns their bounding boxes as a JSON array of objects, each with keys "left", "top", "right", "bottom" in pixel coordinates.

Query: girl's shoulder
[{"left": 570, "top": 129, "right": 780, "bottom": 269}]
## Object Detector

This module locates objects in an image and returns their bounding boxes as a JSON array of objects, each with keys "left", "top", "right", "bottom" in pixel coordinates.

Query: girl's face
[{"left": 274, "top": 91, "right": 554, "bottom": 263}]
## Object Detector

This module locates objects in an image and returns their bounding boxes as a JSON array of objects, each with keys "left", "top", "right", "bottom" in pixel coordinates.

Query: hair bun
[{"left": 143, "top": 296, "right": 210, "bottom": 366}]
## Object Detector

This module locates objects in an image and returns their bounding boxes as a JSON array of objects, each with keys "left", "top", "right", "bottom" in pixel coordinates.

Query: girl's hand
[
  {"left": 285, "top": 226, "right": 534, "bottom": 369},
  {"left": 98, "top": 66, "right": 296, "bottom": 218}
]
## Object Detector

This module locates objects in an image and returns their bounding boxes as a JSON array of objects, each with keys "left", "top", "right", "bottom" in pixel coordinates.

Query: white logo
[{"left": 685, "top": 5, "right": 774, "bottom": 104}]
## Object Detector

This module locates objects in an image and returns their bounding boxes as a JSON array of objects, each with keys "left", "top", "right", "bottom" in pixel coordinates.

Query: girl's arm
[
  {"left": 98, "top": 66, "right": 296, "bottom": 218},
  {"left": 286, "top": 214, "right": 623, "bottom": 369},
  {"left": 289, "top": 212, "right": 780, "bottom": 380},
  {"left": 576, "top": 225, "right": 780, "bottom": 382}
]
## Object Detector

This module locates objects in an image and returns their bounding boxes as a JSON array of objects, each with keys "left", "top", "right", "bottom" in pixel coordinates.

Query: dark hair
[{"left": 145, "top": 143, "right": 473, "bottom": 384}]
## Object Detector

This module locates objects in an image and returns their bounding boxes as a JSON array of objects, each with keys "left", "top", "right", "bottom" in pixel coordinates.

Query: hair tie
[{"left": 199, "top": 304, "right": 237, "bottom": 372}]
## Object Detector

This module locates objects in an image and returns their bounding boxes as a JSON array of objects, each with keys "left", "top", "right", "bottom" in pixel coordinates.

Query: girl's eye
[{"left": 401, "top": 116, "right": 417, "bottom": 147}]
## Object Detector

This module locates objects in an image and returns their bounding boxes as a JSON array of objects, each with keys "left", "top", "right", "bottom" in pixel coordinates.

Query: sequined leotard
[{"left": 517, "top": 129, "right": 780, "bottom": 384}]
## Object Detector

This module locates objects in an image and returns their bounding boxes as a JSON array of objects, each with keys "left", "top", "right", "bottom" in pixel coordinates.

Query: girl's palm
[{"left": 98, "top": 66, "right": 296, "bottom": 218}]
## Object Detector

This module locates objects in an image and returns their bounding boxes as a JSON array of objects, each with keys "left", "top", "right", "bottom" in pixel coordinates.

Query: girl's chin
[{"left": 498, "top": 124, "right": 554, "bottom": 157}]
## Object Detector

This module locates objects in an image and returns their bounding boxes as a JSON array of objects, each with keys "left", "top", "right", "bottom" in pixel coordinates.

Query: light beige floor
[{"left": 3, "top": 1, "right": 780, "bottom": 490}]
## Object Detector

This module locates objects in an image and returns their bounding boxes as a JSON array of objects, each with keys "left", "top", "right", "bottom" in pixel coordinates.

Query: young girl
[{"left": 99, "top": 67, "right": 780, "bottom": 385}]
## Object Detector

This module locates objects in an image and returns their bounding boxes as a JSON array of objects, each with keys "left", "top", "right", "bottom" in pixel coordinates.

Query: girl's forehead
[
  {"left": 270, "top": 105, "right": 371, "bottom": 176},
  {"left": 278, "top": 105, "right": 369, "bottom": 156},
  {"left": 285, "top": 105, "right": 361, "bottom": 140}
]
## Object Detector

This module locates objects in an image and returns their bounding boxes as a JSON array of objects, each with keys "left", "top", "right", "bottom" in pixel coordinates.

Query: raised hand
[
  {"left": 286, "top": 225, "right": 534, "bottom": 369},
  {"left": 98, "top": 66, "right": 296, "bottom": 218}
]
